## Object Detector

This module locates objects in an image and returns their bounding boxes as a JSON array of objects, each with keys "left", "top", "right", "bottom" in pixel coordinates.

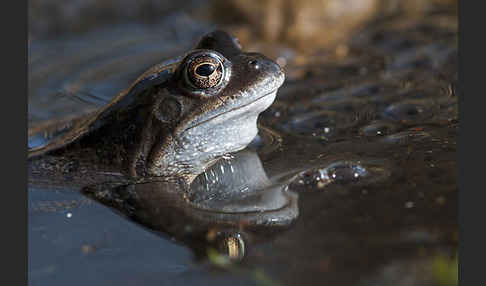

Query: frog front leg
[{"left": 128, "top": 90, "right": 183, "bottom": 179}]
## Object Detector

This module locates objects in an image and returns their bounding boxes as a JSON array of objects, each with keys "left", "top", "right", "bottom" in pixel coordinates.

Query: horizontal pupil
[{"left": 196, "top": 64, "right": 215, "bottom": 77}]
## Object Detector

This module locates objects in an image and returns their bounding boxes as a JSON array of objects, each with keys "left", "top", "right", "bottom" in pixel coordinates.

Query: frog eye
[{"left": 186, "top": 54, "right": 224, "bottom": 89}]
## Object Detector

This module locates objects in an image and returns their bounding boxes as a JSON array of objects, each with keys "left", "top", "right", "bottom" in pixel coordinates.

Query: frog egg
[
  {"left": 382, "top": 101, "right": 433, "bottom": 124},
  {"left": 290, "top": 159, "right": 391, "bottom": 192},
  {"left": 359, "top": 120, "right": 399, "bottom": 136}
]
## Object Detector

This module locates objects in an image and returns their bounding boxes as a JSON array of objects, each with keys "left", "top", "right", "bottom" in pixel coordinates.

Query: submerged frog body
[{"left": 28, "top": 31, "right": 285, "bottom": 182}]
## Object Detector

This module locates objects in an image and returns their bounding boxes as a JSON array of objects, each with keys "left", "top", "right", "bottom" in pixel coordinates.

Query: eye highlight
[{"left": 186, "top": 55, "right": 224, "bottom": 89}]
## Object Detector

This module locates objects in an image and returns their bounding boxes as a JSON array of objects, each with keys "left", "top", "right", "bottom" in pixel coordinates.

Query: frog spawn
[
  {"left": 359, "top": 120, "right": 399, "bottom": 136},
  {"left": 289, "top": 159, "right": 391, "bottom": 192},
  {"left": 382, "top": 100, "right": 434, "bottom": 124}
]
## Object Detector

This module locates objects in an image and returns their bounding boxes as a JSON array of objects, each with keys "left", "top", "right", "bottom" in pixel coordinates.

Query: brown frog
[{"left": 28, "top": 30, "right": 285, "bottom": 184}]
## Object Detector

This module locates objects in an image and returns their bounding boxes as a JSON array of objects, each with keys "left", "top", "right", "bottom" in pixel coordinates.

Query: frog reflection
[{"left": 83, "top": 149, "right": 299, "bottom": 261}]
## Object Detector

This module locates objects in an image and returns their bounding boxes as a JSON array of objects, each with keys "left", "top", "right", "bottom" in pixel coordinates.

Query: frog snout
[
  {"left": 247, "top": 55, "right": 285, "bottom": 86},
  {"left": 266, "top": 58, "right": 285, "bottom": 79},
  {"left": 268, "top": 59, "right": 285, "bottom": 87}
]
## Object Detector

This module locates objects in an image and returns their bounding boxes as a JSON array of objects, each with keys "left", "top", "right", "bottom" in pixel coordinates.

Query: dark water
[{"left": 28, "top": 10, "right": 457, "bottom": 286}]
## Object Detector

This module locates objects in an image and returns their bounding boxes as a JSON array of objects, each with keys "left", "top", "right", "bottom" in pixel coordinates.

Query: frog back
[{"left": 28, "top": 58, "right": 180, "bottom": 159}]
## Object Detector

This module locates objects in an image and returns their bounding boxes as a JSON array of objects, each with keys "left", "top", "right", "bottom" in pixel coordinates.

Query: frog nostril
[
  {"left": 270, "top": 61, "right": 284, "bottom": 78},
  {"left": 248, "top": 60, "right": 260, "bottom": 69}
]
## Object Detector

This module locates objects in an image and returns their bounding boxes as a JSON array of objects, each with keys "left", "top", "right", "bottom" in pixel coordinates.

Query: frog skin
[{"left": 28, "top": 30, "right": 285, "bottom": 183}]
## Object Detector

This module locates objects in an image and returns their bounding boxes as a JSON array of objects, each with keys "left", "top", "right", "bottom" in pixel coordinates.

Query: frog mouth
[{"left": 184, "top": 89, "right": 278, "bottom": 131}]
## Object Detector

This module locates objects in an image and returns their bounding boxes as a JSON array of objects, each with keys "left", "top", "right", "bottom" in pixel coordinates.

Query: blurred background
[{"left": 29, "top": 0, "right": 457, "bottom": 51}]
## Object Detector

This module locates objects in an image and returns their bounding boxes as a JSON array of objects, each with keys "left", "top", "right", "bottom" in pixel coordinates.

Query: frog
[{"left": 28, "top": 30, "right": 285, "bottom": 184}]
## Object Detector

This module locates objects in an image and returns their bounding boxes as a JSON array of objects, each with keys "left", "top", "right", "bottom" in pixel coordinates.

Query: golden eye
[{"left": 187, "top": 55, "right": 223, "bottom": 89}]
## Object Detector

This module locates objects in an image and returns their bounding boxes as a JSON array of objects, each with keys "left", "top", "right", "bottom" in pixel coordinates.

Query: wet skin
[{"left": 28, "top": 30, "right": 285, "bottom": 183}]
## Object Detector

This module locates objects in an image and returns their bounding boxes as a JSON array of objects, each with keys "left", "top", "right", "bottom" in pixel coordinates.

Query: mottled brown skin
[{"left": 29, "top": 31, "right": 285, "bottom": 183}]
